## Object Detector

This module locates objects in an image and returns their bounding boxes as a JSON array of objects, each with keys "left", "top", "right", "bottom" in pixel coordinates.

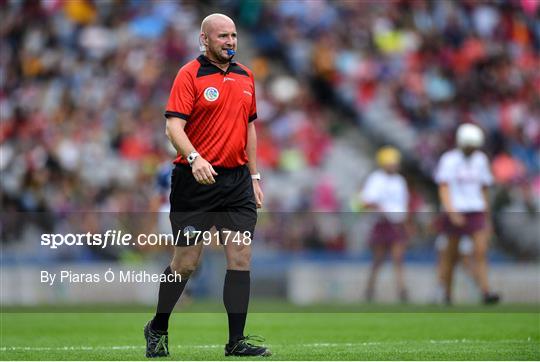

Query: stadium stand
[{"left": 1, "top": 0, "right": 538, "bottom": 262}]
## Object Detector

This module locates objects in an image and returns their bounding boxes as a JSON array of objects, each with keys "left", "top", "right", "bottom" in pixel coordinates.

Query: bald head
[
  {"left": 199, "top": 13, "right": 237, "bottom": 65},
  {"left": 201, "top": 13, "right": 235, "bottom": 34}
]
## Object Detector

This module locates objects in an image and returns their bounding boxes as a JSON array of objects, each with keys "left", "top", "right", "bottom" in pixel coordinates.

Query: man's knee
[
  {"left": 170, "top": 251, "right": 200, "bottom": 278},
  {"left": 169, "top": 262, "right": 197, "bottom": 278}
]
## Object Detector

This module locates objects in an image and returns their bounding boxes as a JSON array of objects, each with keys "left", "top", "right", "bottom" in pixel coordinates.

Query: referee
[{"left": 144, "top": 14, "right": 269, "bottom": 358}]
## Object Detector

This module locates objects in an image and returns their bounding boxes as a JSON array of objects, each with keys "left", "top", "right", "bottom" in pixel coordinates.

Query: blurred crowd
[
  {"left": 1, "top": 0, "right": 338, "bottom": 215},
  {"left": 1, "top": 0, "right": 538, "bottom": 258},
  {"left": 247, "top": 0, "right": 539, "bottom": 192},
  {"left": 243, "top": 0, "right": 539, "bottom": 254},
  {"left": 2, "top": 0, "right": 195, "bottom": 213}
]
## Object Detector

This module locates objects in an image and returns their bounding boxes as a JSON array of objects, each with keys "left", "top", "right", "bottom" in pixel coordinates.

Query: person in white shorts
[
  {"left": 434, "top": 124, "right": 500, "bottom": 305},
  {"left": 361, "top": 147, "right": 410, "bottom": 302}
]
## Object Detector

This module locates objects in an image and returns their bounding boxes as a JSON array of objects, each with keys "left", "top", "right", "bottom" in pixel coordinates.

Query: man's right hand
[{"left": 191, "top": 157, "right": 218, "bottom": 185}]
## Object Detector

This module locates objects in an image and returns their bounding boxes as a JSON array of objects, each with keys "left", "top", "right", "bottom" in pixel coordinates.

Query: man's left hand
[{"left": 252, "top": 180, "right": 264, "bottom": 209}]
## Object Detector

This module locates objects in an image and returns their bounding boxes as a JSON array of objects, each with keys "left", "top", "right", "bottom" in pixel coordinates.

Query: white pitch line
[{"left": 0, "top": 339, "right": 534, "bottom": 352}]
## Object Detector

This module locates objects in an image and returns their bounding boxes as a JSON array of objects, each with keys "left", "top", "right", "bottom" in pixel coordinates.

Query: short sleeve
[
  {"left": 248, "top": 73, "right": 257, "bottom": 123},
  {"left": 434, "top": 153, "right": 452, "bottom": 184},
  {"left": 361, "top": 173, "right": 381, "bottom": 204},
  {"left": 165, "top": 68, "right": 195, "bottom": 121}
]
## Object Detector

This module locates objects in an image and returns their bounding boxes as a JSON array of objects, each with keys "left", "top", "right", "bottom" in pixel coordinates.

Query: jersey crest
[{"left": 204, "top": 87, "right": 219, "bottom": 102}]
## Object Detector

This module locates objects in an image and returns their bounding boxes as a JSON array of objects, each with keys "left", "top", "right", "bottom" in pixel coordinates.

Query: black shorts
[{"left": 169, "top": 164, "right": 257, "bottom": 247}]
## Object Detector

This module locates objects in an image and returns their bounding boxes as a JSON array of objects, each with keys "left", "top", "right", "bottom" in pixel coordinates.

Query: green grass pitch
[{"left": 1, "top": 303, "right": 539, "bottom": 360}]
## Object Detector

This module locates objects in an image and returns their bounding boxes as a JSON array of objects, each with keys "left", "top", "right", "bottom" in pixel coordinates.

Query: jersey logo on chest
[{"left": 204, "top": 87, "right": 219, "bottom": 102}]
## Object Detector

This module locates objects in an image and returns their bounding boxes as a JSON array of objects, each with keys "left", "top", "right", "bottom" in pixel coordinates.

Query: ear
[
  {"left": 198, "top": 33, "right": 207, "bottom": 52},
  {"left": 201, "top": 33, "right": 208, "bottom": 46}
]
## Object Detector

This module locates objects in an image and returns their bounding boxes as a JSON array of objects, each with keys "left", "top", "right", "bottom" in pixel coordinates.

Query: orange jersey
[{"left": 165, "top": 55, "right": 257, "bottom": 168}]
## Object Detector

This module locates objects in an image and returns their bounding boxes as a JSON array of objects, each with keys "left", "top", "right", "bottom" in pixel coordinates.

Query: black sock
[
  {"left": 223, "top": 270, "right": 250, "bottom": 344},
  {"left": 151, "top": 266, "right": 188, "bottom": 332}
]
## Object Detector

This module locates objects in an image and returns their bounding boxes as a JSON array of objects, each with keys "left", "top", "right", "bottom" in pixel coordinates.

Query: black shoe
[
  {"left": 225, "top": 335, "right": 272, "bottom": 357},
  {"left": 144, "top": 321, "right": 169, "bottom": 358},
  {"left": 483, "top": 292, "right": 501, "bottom": 305}
]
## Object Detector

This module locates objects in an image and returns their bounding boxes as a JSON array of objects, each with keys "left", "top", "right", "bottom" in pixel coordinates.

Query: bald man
[{"left": 144, "top": 13, "right": 270, "bottom": 358}]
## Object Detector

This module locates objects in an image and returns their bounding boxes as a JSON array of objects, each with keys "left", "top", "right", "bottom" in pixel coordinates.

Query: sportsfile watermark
[{"left": 40, "top": 229, "right": 253, "bottom": 249}]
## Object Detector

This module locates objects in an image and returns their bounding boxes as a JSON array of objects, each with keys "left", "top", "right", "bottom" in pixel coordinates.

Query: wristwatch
[
  {"left": 187, "top": 151, "right": 200, "bottom": 166},
  {"left": 251, "top": 173, "right": 261, "bottom": 180}
]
